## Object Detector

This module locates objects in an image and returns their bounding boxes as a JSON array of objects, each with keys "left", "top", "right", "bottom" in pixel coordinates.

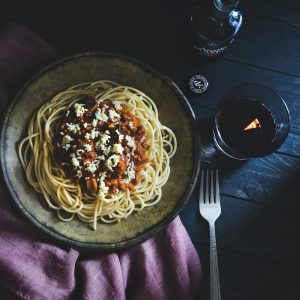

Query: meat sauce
[{"left": 54, "top": 95, "right": 148, "bottom": 195}]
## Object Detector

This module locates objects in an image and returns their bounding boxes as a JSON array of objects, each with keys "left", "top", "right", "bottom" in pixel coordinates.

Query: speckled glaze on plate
[{"left": 0, "top": 53, "right": 200, "bottom": 251}]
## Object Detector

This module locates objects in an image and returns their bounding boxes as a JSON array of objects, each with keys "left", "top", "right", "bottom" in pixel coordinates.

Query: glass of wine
[{"left": 212, "top": 83, "right": 290, "bottom": 160}]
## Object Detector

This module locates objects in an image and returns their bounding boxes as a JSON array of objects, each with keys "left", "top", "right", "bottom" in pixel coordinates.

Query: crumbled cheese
[
  {"left": 76, "top": 170, "right": 82, "bottom": 178},
  {"left": 124, "top": 161, "right": 135, "bottom": 183},
  {"left": 101, "top": 132, "right": 111, "bottom": 144},
  {"left": 103, "top": 146, "right": 112, "bottom": 156},
  {"left": 97, "top": 172, "right": 108, "bottom": 195},
  {"left": 60, "top": 132, "right": 64, "bottom": 136},
  {"left": 127, "top": 161, "right": 134, "bottom": 168},
  {"left": 109, "top": 110, "right": 120, "bottom": 122},
  {"left": 128, "top": 121, "right": 134, "bottom": 129},
  {"left": 86, "top": 162, "right": 97, "bottom": 174},
  {"left": 99, "top": 181, "right": 109, "bottom": 194},
  {"left": 83, "top": 144, "right": 92, "bottom": 152},
  {"left": 92, "top": 119, "right": 98, "bottom": 127},
  {"left": 125, "top": 136, "right": 135, "bottom": 149},
  {"left": 97, "top": 155, "right": 105, "bottom": 161},
  {"left": 95, "top": 132, "right": 111, "bottom": 151},
  {"left": 105, "top": 154, "right": 120, "bottom": 170},
  {"left": 115, "top": 129, "right": 124, "bottom": 142},
  {"left": 113, "top": 101, "right": 122, "bottom": 110},
  {"left": 83, "top": 122, "right": 88, "bottom": 129},
  {"left": 104, "top": 161, "right": 113, "bottom": 171},
  {"left": 95, "top": 108, "right": 108, "bottom": 122},
  {"left": 95, "top": 140, "right": 101, "bottom": 150},
  {"left": 74, "top": 103, "right": 87, "bottom": 117},
  {"left": 66, "top": 123, "right": 80, "bottom": 134},
  {"left": 96, "top": 141, "right": 104, "bottom": 151},
  {"left": 126, "top": 168, "right": 135, "bottom": 180},
  {"left": 70, "top": 153, "right": 76, "bottom": 158},
  {"left": 113, "top": 143, "right": 124, "bottom": 154},
  {"left": 71, "top": 157, "right": 80, "bottom": 167},
  {"left": 90, "top": 130, "right": 100, "bottom": 139},
  {"left": 111, "top": 155, "right": 120, "bottom": 167},
  {"left": 99, "top": 172, "right": 106, "bottom": 181},
  {"left": 62, "top": 144, "right": 71, "bottom": 151},
  {"left": 62, "top": 135, "right": 73, "bottom": 146},
  {"left": 76, "top": 149, "right": 85, "bottom": 156},
  {"left": 85, "top": 133, "right": 91, "bottom": 140},
  {"left": 93, "top": 159, "right": 101, "bottom": 166}
]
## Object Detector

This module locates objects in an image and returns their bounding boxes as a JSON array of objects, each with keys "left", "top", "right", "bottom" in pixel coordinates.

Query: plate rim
[{"left": 0, "top": 52, "right": 201, "bottom": 251}]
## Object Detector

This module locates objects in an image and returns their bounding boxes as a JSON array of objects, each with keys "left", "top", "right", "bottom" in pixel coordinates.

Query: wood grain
[
  {"left": 181, "top": 193, "right": 300, "bottom": 265},
  {"left": 224, "top": 13, "right": 300, "bottom": 75},
  {"left": 195, "top": 244, "right": 300, "bottom": 300},
  {"left": 240, "top": 0, "right": 300, "bottom": 25}
]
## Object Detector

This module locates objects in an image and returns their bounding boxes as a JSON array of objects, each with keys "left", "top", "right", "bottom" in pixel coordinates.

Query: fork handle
[{"left": 209, "top": 222, "right": 221, "bottom": 300}]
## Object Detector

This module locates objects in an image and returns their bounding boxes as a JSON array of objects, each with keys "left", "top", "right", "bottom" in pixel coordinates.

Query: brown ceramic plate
[{"left": 0, "top": 53, "right": 200, "bottom": 250}]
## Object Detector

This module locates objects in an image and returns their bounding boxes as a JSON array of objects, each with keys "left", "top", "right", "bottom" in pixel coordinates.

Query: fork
[{"left": 199, "top": 169, "right": 221, "bottom": 300}]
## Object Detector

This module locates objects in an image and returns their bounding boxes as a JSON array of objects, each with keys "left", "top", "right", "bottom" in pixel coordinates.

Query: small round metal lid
[{"left": 189, "top": 74, "right": 209, "bottom": 94}]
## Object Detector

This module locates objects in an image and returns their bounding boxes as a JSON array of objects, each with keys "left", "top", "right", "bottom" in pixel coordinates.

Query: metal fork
[{"left": 199, "top": 169, "right": 221, "bottom": 300}]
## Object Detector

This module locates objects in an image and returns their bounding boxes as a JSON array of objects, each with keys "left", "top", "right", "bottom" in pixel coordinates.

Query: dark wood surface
[{"left": 1, "top": 0, "right": 300, "bottom": 299}]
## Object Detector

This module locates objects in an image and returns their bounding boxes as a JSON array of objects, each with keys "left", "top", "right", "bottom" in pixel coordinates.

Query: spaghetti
[{"left": 18, "top": 80, "right": 177, "bottom": 230}]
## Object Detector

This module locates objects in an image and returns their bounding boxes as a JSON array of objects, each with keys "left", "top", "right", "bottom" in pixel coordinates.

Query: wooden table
[{"left": 1, "top": 0, "right": 300, "bottom": 299}]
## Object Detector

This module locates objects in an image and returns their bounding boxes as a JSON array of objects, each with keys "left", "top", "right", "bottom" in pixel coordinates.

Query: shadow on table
[{"left": 198, "top": 117, "right": 247, "bottom": 171}]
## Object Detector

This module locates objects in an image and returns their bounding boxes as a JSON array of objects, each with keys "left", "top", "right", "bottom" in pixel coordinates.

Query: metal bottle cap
[{"left": 189, "top": 75, "right": 209, "bottom": 94}]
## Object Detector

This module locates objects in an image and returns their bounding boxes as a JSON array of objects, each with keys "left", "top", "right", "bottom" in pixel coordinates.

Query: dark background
[{"left": 1, "top": 0, "right": 300, "bottom": 299}]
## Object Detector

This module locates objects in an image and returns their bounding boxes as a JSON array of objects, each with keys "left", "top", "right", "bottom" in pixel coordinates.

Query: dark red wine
[{"left": 216, "top": 98, "right": 276, "bottom": 156}]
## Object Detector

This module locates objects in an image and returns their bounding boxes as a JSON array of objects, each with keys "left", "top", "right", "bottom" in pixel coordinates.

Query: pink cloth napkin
[{"left": 0, "top": 22, "right": 201, "bottom": 300}]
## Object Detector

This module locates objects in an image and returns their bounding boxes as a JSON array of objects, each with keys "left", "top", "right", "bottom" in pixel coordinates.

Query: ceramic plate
[{"left": 0, "top": 53, "right": 200, "bottom": 250}]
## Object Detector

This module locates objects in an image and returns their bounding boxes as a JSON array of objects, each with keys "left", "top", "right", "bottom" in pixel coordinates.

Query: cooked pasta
[{"left": 18, "top": 80, "right": 177, "bottom": 230}]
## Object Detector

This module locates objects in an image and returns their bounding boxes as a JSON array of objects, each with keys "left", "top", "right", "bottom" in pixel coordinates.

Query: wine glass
[{"left": 204, "top": 83, "right": 290, "bottom": 161}]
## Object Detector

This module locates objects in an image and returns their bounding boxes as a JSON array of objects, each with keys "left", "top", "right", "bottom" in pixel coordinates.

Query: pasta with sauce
[{"left": 18, "top": 80, "right": 177, "bottom": 230}]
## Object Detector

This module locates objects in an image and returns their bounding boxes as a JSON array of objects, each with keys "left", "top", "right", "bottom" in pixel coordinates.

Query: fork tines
[{"left": 199, "top": 169, "right": 220, "bottom": 205}]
